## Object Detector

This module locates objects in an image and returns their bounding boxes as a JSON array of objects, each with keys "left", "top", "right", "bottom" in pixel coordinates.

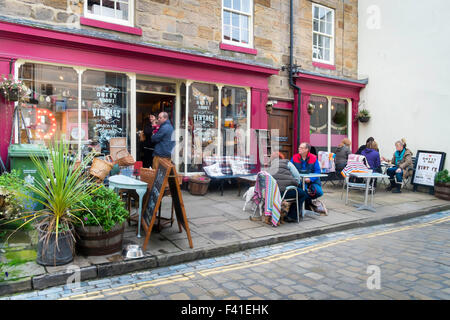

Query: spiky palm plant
[{"left": 6, "top": 139, "right": 100, "bottom": 248}]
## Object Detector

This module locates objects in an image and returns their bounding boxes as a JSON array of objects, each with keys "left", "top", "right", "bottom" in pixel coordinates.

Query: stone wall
[{"left": 0, "top": 0, "right": 358, "bottom": 100}]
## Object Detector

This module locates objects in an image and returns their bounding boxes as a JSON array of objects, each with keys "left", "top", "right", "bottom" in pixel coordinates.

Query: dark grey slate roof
[{"left": 296, "top": 68, "right": 369, "bottom": 85}]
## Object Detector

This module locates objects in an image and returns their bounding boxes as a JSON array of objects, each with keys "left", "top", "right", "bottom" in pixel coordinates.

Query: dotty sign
[{"left": 412, "top": 150, "right": 446, "bottom": 187}]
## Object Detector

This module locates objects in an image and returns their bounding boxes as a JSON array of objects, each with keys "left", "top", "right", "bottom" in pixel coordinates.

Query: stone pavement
[
  {"left": 3, "top": 211, "right": 450, "bottom": 300},
  {"left": 1, "top": 182, "right": 449, "bottom": 297}
]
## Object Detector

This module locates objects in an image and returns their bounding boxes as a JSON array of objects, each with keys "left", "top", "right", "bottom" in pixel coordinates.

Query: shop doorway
[
  {"left": 268, "top": 108, "right": 293, "bottom": 159},
  {"left": 136, "top": 92, "right": 175, "bottom": 165}
]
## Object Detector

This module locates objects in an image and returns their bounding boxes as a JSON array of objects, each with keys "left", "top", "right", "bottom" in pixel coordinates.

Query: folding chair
[
  {"left": 340, "top": 154, "right": 374, "bottom": 205},
  {"left": 251, "top": 172, "right": 266, "bottom": 219},
  {"left": 341, "top": 176, "right": 376, "bottom": 206},
  {"left": 281, "top": 185, "right": 301, "bottom": 223}
]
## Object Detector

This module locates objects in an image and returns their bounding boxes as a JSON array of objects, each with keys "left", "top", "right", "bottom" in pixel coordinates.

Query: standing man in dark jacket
[{"left": 151, "top": 112, "right": 175, "bottom": 169}]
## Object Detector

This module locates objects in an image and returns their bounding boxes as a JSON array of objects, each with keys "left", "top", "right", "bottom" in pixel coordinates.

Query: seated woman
[
  {"left": 356, "top": 137, "right": 375, "bottom": 155},
  {"left": 334, "top": 138, "right": 352, "bottom": 173},
  {"left": 381, "top": 138, "right": 413, "bottom": 193},
  {"left": 361, "top": 140, "right": 381, "bottom": 173},
  {"left": 286, "top": 142, "right": 324, "bottom": 222}
]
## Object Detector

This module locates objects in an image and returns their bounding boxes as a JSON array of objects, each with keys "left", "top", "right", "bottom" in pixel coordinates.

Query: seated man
[{"left": 284, "top": 142, "right": 323, "bottom": 222}]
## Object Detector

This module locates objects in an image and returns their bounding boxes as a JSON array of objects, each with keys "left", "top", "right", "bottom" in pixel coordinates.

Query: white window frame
[
  {"left": 312, "top": 3, "right": 335, "bottom": 65},
  {"left": 84, "top": 0, "right": 134, "bottom": 27},
  {"left": 222, "top": 0, "right": 254, "bottom": 48}
]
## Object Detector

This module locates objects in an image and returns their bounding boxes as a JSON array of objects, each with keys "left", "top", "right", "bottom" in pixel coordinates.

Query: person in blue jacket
[
  {"left": 151, "top": 112, "right": 175, "bottom": 169},
  {"left": 284, "top": 142, "right": 324, "bottom": 222}
]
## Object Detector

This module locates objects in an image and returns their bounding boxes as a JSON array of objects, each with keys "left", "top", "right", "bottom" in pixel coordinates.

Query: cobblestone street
[{"left": 3, "top": 211, "right": 449, "bottom": 300}]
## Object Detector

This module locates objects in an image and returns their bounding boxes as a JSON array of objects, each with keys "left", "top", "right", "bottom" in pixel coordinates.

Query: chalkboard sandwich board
[
  {"left": 412, "top": 150, "right": 446, "bottom": 193},
  {"left": 141, "top": 158, "right": 193, "bottom": 251}
]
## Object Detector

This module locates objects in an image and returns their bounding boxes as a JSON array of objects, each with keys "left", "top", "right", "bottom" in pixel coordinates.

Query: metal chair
[
  {"left": 250, "top": 173, "right": 266, "bottom": 219},
  {"left": 341, "top": 176, "right": 376, "bottom": 206},
  {"left": 281, "top": 185, "right": 301, "bottom": 223}
]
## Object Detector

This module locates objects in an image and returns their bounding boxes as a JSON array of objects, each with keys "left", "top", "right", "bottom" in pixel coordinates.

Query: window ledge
[
  {"left": 219, "top": 43, "right": 257, "bottom": 55},
  {"left": 80, "top": 17, "right": 142, "bottom": 36},
  {"left": 312, "top": 61, "right": 336, "bottom": 70}
]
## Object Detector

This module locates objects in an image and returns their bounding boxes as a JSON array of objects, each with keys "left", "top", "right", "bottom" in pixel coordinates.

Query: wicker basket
[
  {"left": 89, "top": 155, "right": 114, "bottom": 182},
  {"left": 188, "top": 176, "right": 211, "bottom": 196},
  {"left": 140, "top": 168, "right": 156, "bottom": 188},
  {"left": 116, "top": 149, "right": 135, "bottom": 167}
]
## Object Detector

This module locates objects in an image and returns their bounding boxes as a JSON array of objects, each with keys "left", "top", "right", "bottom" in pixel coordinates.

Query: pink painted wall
[
  {"left": 272, "top": 101, "right": 292, "bottom": 110},
  {"left": 0, "top": 57, "right": 14, "bottom": 169}
]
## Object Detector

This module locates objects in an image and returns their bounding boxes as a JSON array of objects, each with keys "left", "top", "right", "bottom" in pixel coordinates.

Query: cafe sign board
[{"left": 412, "top": 150, "right": 446, "bottom": 187}]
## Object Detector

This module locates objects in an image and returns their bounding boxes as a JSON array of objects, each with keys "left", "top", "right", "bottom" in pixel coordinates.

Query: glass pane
[
  {"left": 242, "top": 0, "right": 251, "bottom": 13},
  {"left": 224, "top": 25, "right": 231, "bottom": 40},
  {"left": 232, "top": 12, "right": 240, "bottom": 27},
  {"left": 318, "top": 35, "right": 323, "bottom": 47},
  {"left": 224, "top": 10, "right": 231, "bottom": 25},
  {"left": 188, "top": 83, "right": 219, "bottom": 172},
  {"left": 314, "top": 6, "right": 319, "bottom": 19},
  {"left": 82, "top": 70, "right": 129, "bottom": 156},
  {"left": 324, "top": 36, "right": 330, "bottom": 50},
  {"left": 313, "top": 33, "right": 318, "bottom": 46},
  {"left": 87, "top": 0, "right": 95, "bottom": 14},
  {"left": 319, "top": 7, "right": 325, "bottom": 20},
  {"left": 241, "top": 15, "right": 248, "bottom": 29},
  {"left": 221, "top": 86, "right": 248, "bottom": 157},
  {"left": 324, "top": 48, "right": 330, "bottom": 62},
  {"left": 233, "top": 0, "right": 240, "bottom": 11},
  {"left": 117, "top": 3, "right": 127, "bottom": 20},
  {"left": 18, "top": 63, "right": 79, "bottom": 153},
  {"left": 241, "top": 29, "right": 249, "bottom": 44},
  {"left": 100, "top": 0, "right": 116, "bottom": 18},
  {"left": 326, "top": 10, "right": 333, "bottom": 23},
  {"left": 136, "top": 80, "right": 176, "bottom": 94},
  {"left": 232, "top": 27, "right": 240, "bottom": 42},
  {"left": 224, "top": 0, "right": 232, "bottom": 9},
  {"left": 330, "top": 98, "right": 348, "bottom": 152},
  {"left": 320, "top": 20, "right": 325, "bottom": 33},
  {"left": 326, "top": 22, "right": 332, "bottom": 35},
  {"left": 309, "top": 96, "right": 329, "bottom": 152},
  {"left": 313, "top": 19, "right": 319, "bottom": 32}
]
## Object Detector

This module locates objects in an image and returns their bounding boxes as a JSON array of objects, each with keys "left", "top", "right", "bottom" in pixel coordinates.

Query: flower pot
[
  {"left": 434, "top": 182, "right": 450, "bottom": 201},
  {"left": 36, "top": 223, "right": 74, "bottom": 266},
  {"left": 75, "top": 222, "right": 125, "bottom": 256},
  {"left": 358, "top": 116, "right": 370, "bottom": 123},
  {"left": 188, "top": 177, "right": 211, "bottom": 196},
  {"left": 7, "top": 88, "right": 19, "bottom": 102}
]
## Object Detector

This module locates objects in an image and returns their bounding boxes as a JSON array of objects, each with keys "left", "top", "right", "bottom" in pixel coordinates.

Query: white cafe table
[
  {"left": 298, "top": 173, "right": 328, "bottom": 217},
  {"left": 108, "top": 175, "right": 148, "bottom": 238},
  {"left": 349, "top": 172, "right": 389, "bottom": 212}
]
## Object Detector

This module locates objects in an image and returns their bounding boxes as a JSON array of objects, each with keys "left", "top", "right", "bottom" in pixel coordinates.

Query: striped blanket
[
  {"left": 252, "top": 171, "right": 282, "bottom": 226},
  {"left": 341, "top": 154, "right": 372, "bottom": 178}
]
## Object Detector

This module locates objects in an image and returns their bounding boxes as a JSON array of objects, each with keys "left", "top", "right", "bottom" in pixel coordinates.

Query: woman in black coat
[{"left": 142, "top": 114, "right": 158, "bottom": 168}]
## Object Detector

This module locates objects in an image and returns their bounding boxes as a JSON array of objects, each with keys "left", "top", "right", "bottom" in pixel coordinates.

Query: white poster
[{"left": 413, "top": 152, "right": 443, "bottom": 186}]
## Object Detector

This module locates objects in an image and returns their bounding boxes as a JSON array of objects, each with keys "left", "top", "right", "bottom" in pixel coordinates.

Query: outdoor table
[
  {"left": 237, "top": 174, "right": 257, "bottom": 196},
  {"left": 108, "top": 175, "right": 148, "bottom": 238},
  {"left": 349, "top": 172, "right": 389, "bottom": 212},
  {"left": 298, "top": 173, "right": 328, "bottom": 217}
]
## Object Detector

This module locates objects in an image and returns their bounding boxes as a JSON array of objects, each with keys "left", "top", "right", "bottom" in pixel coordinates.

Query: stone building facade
[{"left": 0, "top": 0, "right": 366, "bottom": 168}]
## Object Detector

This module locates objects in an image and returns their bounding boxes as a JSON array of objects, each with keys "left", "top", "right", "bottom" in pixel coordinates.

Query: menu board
[
  {"left": 142, "top": 163, "right": 168, "bottom": 228},
  {"left": 412, "top": 150, "right": 446, "bottom": 187}
]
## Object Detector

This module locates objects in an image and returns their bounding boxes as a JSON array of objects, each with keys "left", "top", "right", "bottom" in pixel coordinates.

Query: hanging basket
[
  {"left": 6, "top": 88, "right": 19, "bottom": 102},
  {"left": 358, "top": 116, "right": 370, "bottom": 123}
]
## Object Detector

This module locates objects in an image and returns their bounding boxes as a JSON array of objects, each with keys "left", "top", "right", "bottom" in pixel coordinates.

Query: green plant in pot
[
  {"left": 4, "top": 139, "right": 98, "bottom": 266},
  {"left": 73, "top": 185, "right": 129, "bottom": 256},
  {"left": 0, "top": 170, "right": 26, "bottom": 228},
  {"left": 357, "top": 109, "right": 371, "bottom": 123},
  {"left": 434, "top": 169, "right": 450, "bottom": 201}
]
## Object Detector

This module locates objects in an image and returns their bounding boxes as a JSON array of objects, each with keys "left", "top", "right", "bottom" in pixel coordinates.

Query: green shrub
[
  {"left": 435, "top": 170, "right": 450, "bottom": 184},
  {"left": 75, "top": 185, "right": 129, "bottom": 232},
  {"left": 0, "top": 170, "right": 27, "bottom": 221}
]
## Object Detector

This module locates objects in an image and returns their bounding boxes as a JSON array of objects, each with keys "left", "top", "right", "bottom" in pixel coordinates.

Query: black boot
[{"left": 386, "top": 179, "right": 395, "bottom": 191}]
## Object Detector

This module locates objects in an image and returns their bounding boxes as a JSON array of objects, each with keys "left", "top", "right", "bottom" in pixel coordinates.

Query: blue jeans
[
  {"left": 284, "top": 184, "right": 323, "bottom": 219},
  {"left": 387, "top": 166, "right": 403, "bottom": 183}
]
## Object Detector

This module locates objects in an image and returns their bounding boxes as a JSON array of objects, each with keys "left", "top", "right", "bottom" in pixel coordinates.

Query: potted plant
[
  {"left": 73, "top": 185, "right": 129, "bottom": 256},
  {"left": 434, "top": 169, "right": 450, "bottom": 201},
  {"left": 357, "top": 109, "right": 371, "bottom": 123},
  {"left": 0, "top": 170, "right": 28, "bottom": 229},
  {"left": 307, "top": 103, "right": 315, "bottom": 115},
  {"left": 0, "top": 74, "right": 29, "bottom": 102},
  {"left": 8, "top": 139, "right": 98, "bottom": 266}
]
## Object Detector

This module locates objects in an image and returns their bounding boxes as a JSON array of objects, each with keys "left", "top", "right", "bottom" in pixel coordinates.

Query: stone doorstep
[{"left": 1, "top": 203, "right": 449, "bottom": 297}]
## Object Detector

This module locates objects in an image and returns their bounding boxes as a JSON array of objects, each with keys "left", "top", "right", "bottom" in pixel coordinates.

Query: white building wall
[{"left": 358, "top": 0, "right": 450, "bottom": 170}]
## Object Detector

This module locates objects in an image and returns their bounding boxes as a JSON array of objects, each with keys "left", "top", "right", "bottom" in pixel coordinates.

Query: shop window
[
  {"left": 187, "top": 83, "right": 219, "bottom": 172},
  {"left": 309, "top": 95, "right": 328, "bottom": 153},
  {"left": 330, "top": 98, "right": 348, "bottom": 152},
  {"left": 84, "top": 0, "right": 134, "bottom": 27},
  {"left": 223, "top": 0, "right": 253, "bottom": 48},
  {"left": 18, "top": 63, "right": 79, "bottom": 153},
  {"left": 82, "top": 70, "right": 130, "bottom": 156},
  {"left": 312, "top": 3, "right": 334, "bottom": 65},
  {"left": 221, "top": 86, "right": 247, "bottom": 157}
]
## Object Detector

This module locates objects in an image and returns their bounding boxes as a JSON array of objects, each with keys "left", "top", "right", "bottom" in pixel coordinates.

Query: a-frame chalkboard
[{"left": 141, "top": 158, "right": 193, "bottom": 251}]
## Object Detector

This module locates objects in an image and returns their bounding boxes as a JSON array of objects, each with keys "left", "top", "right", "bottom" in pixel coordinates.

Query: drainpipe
[{"left": 289, "top": 0, "right": 301, "bottom": 150}]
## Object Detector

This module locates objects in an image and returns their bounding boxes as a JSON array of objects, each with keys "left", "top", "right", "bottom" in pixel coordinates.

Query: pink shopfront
[{"left": 0, "top": 20, "right": 278, "bottom": 174}]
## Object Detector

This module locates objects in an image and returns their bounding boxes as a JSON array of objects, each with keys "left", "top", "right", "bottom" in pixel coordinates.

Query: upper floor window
[
  {"left": 222, "top": 0, "right": 253, "bottom": 48},
  {"left": 84, "top": 0, "right": 134, "bottom": 27},
  {"left": 312, "top": 3, "right": 334, "bottom": 65}
]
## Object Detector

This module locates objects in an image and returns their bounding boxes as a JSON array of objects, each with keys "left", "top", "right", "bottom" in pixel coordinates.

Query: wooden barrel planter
[
  {"left": 75, "top": 222, "right": 125, "bottom": 256},
  {"left": 434, "top": 182, "right": 450, "bottom": 201},
  {"left": 188, "top": 176, "right": 211, "bottom": 196}
]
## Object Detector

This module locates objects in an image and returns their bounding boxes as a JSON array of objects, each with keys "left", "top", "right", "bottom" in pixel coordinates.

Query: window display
[{"left": 221, "top": 86, "right": 247, "bottom": 157}]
